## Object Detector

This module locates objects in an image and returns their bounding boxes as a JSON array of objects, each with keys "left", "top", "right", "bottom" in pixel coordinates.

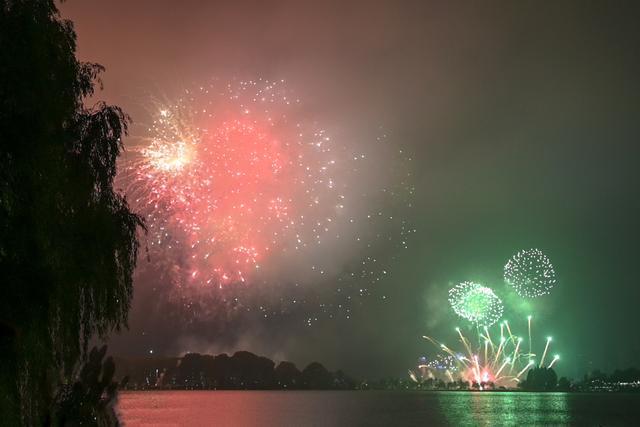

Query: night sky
[{"left": 61, "top": 0, "right": 640, "bottom": 379}]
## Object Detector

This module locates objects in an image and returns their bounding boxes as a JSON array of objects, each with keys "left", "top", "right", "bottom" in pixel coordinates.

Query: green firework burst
[
  {"left": 504, "top": 248, "right": 557, "bottom": 298},
  {"left": 448, "top": 282, "right": 504, "bottom": 327}
]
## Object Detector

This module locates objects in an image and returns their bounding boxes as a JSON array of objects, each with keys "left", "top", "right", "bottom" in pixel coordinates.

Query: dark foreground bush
[{"left": 50, "top": 346, "right": 127, "bottom": 426}]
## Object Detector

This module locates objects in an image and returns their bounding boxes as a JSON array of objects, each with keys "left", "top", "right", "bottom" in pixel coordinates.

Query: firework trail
[{"left": 418, "top": 316, "right": 560, "bottom": 389}]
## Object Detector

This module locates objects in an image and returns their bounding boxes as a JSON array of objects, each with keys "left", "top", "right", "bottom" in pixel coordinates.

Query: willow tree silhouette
[{"left": 0, "top": 1, "right": 143, "bottom": 424}]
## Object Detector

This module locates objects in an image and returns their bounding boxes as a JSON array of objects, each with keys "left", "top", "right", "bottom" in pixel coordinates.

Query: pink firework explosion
[{"left": 120, "top": 80, "right": 344, "bottom": 287}]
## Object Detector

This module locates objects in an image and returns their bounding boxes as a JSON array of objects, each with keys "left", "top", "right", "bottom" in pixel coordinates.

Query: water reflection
[
  {"left": 438, "top": 392, "right": 570, "bottom": 425},
  {"left": 120, "top": 390, "right": 640, "bottom": 426}
]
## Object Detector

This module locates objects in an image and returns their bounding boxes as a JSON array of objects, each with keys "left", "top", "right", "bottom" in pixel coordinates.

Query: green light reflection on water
[{"left": 437, "top": 391, "right": 570, "bottom": 426}]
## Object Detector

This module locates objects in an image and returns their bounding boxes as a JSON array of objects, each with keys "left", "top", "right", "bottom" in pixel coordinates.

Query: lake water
[{"left": 118, "top": 390, "right": 640, "bottom": 426}]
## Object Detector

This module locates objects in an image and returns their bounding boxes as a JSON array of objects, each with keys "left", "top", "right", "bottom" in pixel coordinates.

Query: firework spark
[
  {"left": 118, "top": 79, "right": 415, "bottom": 324},
  {"left": 504, "top": 248, "right": 557, "bottom": 298},
  {"left": 120, "top": 80, "right": 351, "bottom": 287},
  {"left": 420, "top": 316, "right": 560, "bottom": 389},
  {"left": 410, "top": 354, "right": 459, "bottom": 384}
]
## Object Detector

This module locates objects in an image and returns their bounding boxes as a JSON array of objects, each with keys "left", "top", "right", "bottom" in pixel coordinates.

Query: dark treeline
[
  {"left": 371, "top": 367, "right": 640, "bottom": 392},
  {"left": 518, "top": 367, "right": 640, "bottom": 393},
  {"left": 575, "top": 368, "right": 640, "bottom": 392},
  {"left": 520, "top": 367, "right": 562, "bottom": 391},
  {"left": 118, "top": 353, "right": 640, "bottom": 393},
  {"left": 520, "top": 367, "right": 640, "bottom": 392},
  {"left": 583, "top": 368, "right": 640, "bottom": 383},
  {"left": 116, "top": 351, "right": 356, "bottom": 390}
]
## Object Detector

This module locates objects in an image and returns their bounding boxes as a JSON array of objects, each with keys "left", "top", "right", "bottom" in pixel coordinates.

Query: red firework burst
[{"left": 121, "top": 80, "right": 342, "bottom": 287}]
